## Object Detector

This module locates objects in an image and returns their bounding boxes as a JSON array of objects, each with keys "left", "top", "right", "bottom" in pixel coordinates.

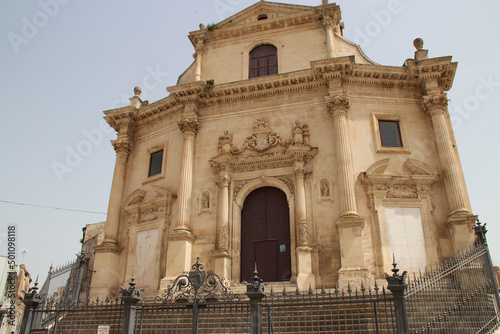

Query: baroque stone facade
[{"left": 89, "top": 1, "right": 476, "bottom": 297}]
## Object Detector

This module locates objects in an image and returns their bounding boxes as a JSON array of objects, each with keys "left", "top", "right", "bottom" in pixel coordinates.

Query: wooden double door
[{"left": 241, "top": 187, "right": 291, "bottom": 282}]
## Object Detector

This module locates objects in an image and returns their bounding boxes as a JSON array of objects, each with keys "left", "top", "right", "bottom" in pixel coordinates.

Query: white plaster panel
[
  {"left": 385, "top": 207, "right": 427, "bottom": 273},
  {"left": 135, "top": 228, "right": 159, "bottom": 287}
]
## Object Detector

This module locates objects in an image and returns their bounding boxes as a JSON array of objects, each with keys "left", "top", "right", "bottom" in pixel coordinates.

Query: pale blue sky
[{"left": 1, "top": 0, "right": 499, "bottom": 284}]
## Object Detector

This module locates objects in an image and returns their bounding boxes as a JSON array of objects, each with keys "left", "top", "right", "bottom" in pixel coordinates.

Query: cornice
[
  {"left": 103, "top": 57, "right": 456, "bottom": 128},
  {"left": 189, "top": 7, "right": 322, "bottom": 45},
  {"left": 201, "top": 70, "right": 325, "bottom": 105},
  {"left": 406, "top": 56, "right": 457, "bottom": 91}
]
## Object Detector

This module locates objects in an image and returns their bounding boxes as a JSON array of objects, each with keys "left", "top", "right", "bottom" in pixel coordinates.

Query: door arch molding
[{"left": 231, "top": 176, "right": 297, "bottom": 283}]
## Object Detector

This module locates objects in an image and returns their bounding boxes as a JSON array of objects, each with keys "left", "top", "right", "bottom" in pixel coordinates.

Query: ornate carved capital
[
  {"left": 294, "top": 168, "right": 307, "bottom": 178},
  {"left": 317, "top": 5, "right": 341, "bottom": 30},
  {"left": 422, "top": 94, "right": 448, "bottom": 116},
  {"left": 326, "top": 94, "right": 350, "bottom": 117},
  {"left": 193, "top": 36, "right": 206, "bottom": 53},
  {"left": 178, "top": 119, "right": 200, "bottom": 136},
  {"left": 216, "top": 172, "right": 231, "bottom": 188},
  {"left": 111, "top": 139, "right": 133, "bottom": 155}
]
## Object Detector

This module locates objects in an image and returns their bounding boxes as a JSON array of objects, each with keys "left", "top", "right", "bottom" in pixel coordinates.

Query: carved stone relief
[
  {"left": 297, "top": 220, "right": 309, "bottom": 246},
  {"left": 360, "top": 158, "right": 438, "bottom": 212},
  {"left": 230, "top": 118, "right": 292, "bottom": 154},
  {"left": 218, "top": 226, "right": 229, "bottom": 251}
]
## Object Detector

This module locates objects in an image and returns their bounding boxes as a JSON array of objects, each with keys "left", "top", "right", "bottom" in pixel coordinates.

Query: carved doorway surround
[{"left": 210, "top": 118, "right": 318, "bottom": 284}]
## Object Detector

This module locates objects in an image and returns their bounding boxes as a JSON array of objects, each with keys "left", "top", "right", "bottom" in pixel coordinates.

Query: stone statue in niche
[
  {"left": 320, "top": 179, "right": 330, "bottom": 197},
  {"left": 202, "top": 192, "right": 210, "bottom": 209},
  {"left": 198, "top": 190, "right": 212, "bottom": 215}
]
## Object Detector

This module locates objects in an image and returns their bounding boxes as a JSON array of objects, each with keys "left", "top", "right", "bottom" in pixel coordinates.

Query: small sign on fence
[{"left": 97, "top": 325, "right": 110, "bottom": 334}]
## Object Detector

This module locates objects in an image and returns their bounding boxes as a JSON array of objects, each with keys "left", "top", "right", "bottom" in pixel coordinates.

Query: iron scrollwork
[{"left": 155, "top": 258, "right": 239, "bottom": 304}]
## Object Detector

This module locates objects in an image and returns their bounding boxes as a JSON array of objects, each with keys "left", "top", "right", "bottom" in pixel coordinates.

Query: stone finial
[
  {"left": 413, "top": 38, "right": 424, "bottom": 51},
  {"left": 130, "top": 86, "right": 148, "bottom": 109},
  {"left": 413, "top": 38, "right": 428, "bottom": 61},
  {"left": 199, "top": 23, "right": 206, "bottom": 30},
  {"left": 322, "top": 0, "right": 329, "bottom": 5},
  {"left": 133, "top": 86, "right": 142, "bottom": 96}
]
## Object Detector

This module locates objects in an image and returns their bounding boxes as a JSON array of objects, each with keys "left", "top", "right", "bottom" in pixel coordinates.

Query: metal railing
[
  {"left": 263, "top": 284, "right": 396, "bottom": 333},
  {"left": 403, "top": 222, "right": 500, "bottom": 333},
  {"left": 19, "top": 222, "right": 500, "bottom": 334}
]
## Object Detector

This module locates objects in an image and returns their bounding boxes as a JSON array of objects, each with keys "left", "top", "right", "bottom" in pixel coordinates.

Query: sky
[{"left": 0, "top": 0, "right": 499, "bottom": 288}]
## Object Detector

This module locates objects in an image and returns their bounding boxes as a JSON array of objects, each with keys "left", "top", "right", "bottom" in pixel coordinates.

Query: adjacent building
[{"left": 90, "top": 1, "right": 476, "bottom": 298}]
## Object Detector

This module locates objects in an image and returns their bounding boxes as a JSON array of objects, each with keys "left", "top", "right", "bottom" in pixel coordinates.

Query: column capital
[
  {"left": 317, "top": 4, "right": 341, "bottom": 28},
  {"left": 111, "top": 138, "right": 133, "bottom": 155},
  {"left": 294, "top": 167, "right": 312, "bottom": 179},
  {"left": 216, "top": 171, "right": 231, "bottom": 188},
  {"left": 178, "top": 119, "right": 200, "bottom": 137},
  {"left": 326, "top": 94, "right": 350, "bottom": 117},
  {"left": 422, "top": 94, "right": 448, "bottom": 117},
  {"left": 321, "top": 17, "right": 336, "bottom": 31},
  {"left": 193, "top": 35, "right": 206, "bottom": 53}
]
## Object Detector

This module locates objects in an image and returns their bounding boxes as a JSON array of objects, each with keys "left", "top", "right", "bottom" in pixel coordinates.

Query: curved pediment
[
  {"left": 404, "top": 158, "right": 439, "bottom": 178},
  {"left": 123, "top": 189, "right": 146, "bottom": 207},
  {"left": 365, "top": 158, "right": 391, "bottom": 175}
]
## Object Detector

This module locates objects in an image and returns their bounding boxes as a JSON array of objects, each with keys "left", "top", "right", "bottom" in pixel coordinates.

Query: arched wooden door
[{"left": 241, "top": 187, "right": 291, "bottom": 282}]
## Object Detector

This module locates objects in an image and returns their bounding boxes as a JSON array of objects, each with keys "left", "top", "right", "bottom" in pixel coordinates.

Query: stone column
[
  {"left": 423, "top": 94, "right": 470, "bottom": 215},
  {"left": 103, "top": 136, "right": 132, "bottom": 244},
  {"left": 90, "top": 121, "right": 132, "bottom": 298},
  {"left": 326, "top": 94, "right": 368, "bottom": 287},
  {"left": 214, "top": 171, "right": 231, "bottom": 279},
  {"left": 326, "top": 95, "right": 358, "bottom": 218},
  {"left": 322, "top": 18, "right": 336, "bottom": 58},
  {"left": 194, "top": 39, "right": 204, "bottom": 81},
  {"left": 422, "top": 94, "right": 476, "bottom": 252},
  {"left": 294, "top": 166, "right": 315, "bottom": 289},
  {"left": 162, "top": 118, "right": 199, "bottom": 286},
  {"left": 175, "top": 119, "right": 199, "bottom": 232}
]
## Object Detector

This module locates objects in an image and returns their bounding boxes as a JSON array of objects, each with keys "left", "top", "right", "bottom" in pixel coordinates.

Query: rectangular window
[
  {"left": 379, "top": 120, "right": 402, "bottom": 147},
  {"left": 148, "top": 150, "right": 163, "bottom": 177}
]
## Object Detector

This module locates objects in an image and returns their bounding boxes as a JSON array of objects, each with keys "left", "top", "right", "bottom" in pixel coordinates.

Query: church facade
[{"left": 89, "top": 1, "right": 477, "bottom": 298}]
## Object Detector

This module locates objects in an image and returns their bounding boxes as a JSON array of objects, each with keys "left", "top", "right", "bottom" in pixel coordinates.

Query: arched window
[{"left": 249, "top": 44, "right": 278, "bottom": 78}]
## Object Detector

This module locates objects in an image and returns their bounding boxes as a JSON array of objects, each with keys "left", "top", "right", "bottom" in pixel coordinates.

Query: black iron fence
[
  {"left": 18, "top": 222, "right": 500, "bottom": 334},
  {"left": 402, "top": 222, "right": 500, "bottom": 333},
  {"left": 262, "top": 284, "right": 396, "bottom": 333}
]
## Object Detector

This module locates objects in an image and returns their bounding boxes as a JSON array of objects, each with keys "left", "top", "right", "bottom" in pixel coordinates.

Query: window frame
[
  {"left": 143, "top": 143, "right": 168, "bottom": 184},
  {"left": 372, "top": 114, "right": 410, "bottom": 154},
  {"left": 249, "top": 44, "right": 278, "bottom": 79}
]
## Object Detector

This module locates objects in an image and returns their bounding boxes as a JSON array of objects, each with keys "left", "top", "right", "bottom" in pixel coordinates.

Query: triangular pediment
[{"left": 217, "top": 1, "right": 314, "bottom": 28}]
